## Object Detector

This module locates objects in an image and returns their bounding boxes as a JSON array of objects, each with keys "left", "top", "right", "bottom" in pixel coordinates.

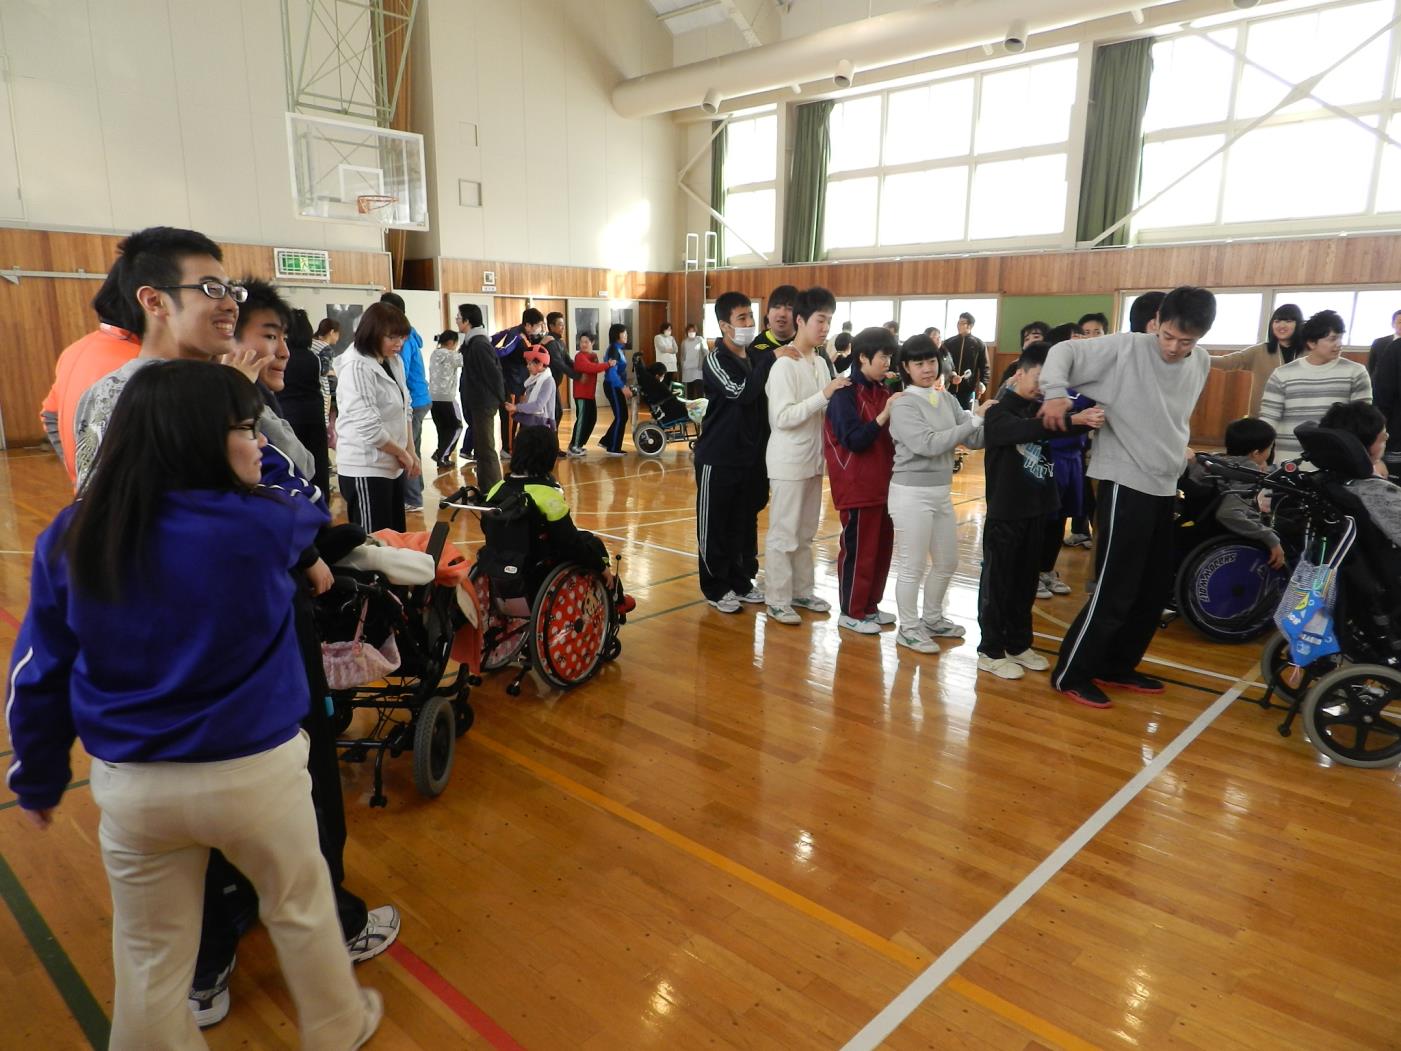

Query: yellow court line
[{"left": 472, "top": 732, "right": 1100, "bottom": 1051}]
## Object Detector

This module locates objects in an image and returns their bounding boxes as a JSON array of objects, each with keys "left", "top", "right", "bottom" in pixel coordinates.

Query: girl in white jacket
[{"left": 334, "top": 302, "right": 418, "bottom": 531}]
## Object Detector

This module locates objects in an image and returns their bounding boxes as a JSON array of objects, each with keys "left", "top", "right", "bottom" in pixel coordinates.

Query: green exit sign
[{"left": 275, "top": 248, "right": 331, "bottom": 282}]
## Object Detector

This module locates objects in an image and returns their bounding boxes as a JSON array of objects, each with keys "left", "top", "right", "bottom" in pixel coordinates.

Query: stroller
[
  {"left": 315, "top": 517, "right": 476, "bottom": 807},
  {"left": 1203, "top": 423, "right": 1401, "bottom": 767}
]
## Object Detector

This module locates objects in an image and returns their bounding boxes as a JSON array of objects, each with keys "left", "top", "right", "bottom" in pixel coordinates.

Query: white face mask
[{"left": 730, "top": 325, "right": 757, "bottom": 346}]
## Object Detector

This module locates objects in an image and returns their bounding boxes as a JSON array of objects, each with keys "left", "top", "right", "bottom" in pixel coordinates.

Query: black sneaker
[
  {"left": 189, "top": 955, "right": 236, "bottom": 1028},
  {"left": 1093, "top": 672, "right": 1165, "bottom": 695},
  {"left": 1058, "top": 680, "right": 1113, "bottom": 709}
]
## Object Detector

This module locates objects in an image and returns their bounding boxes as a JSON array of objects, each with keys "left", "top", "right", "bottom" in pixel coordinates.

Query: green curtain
[
  {"left": 782, "top": 100, "right": 835, "bottom": 264},
  {"left": 1076, "top": 38, "right": 1154, "bottom": 247},
  {"left": 709, "top": 120, "right": 727, "bottom": 265}
]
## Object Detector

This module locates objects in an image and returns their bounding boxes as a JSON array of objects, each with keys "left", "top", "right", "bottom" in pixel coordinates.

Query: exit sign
[{"left": 275, "top": 248, "right": 331, "bottom": 282}]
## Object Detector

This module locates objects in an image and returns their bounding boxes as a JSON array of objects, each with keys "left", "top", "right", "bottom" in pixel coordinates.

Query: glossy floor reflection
[{"left": 1, "top": 431, "right": 1399, "bottom": 1050}]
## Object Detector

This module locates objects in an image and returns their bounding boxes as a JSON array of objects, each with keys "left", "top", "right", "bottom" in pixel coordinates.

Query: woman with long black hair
[
  {"left": 1210, "top": 302, "right": 1305, "bottom": 416},
  {"left": 5, "top": 361, "right": 381, "bottom": 1049},
  {"left": 598, "top": 322, "right": 632, "bottom": 457}
]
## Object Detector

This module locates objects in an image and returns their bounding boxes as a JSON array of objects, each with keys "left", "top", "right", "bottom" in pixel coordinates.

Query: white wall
[
  {"left": 0, "top": 0, "right": 381, "bottom": 251},
  {"left": 409, "top": 0, "right": 680, "bottom": 273}
]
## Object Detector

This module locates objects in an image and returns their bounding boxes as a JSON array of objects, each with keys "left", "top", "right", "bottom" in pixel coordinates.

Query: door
[{"left": 568, "top": 298, "right": 609, "bottom": 404}]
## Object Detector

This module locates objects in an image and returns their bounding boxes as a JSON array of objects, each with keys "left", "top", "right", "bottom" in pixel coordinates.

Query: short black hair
[
  {"left": 287, "top": 309, "right": 313, "bottom": 353},
  {"left": 1393, "top": 308, "right": 1401, "bottom": 322},
  {"left": 659, "top": 321, "right": 672, "bottom": 333},
  {"left": 1224, "top": 417, "right": 1277, "bottom": 457},
  {"left": 650, "top": 362, "right": 667, "bottom": 377},
  {"left": 714, "top": 290, "right": 751, "bottom": 327},
  {"left": 509, "top": 425, "right": 559, "bottom": 476},
  {"left": 1158, "top": 286, "right": 1216, "bottom": 335},
  {"left": 437, "top": 329, "right": 459, "bottom": 346},
  {"left": 767, "top": 285, "right": 799, "bottom": 310},
  {"left": 1020, "top": 321, "right": 1049, "bottom": 343},
  {"left": 896, "top": 332, "right": 938, "bottom": 383},
  {"left": 546, "top": 311, "right": 564, "bottom": 327},
  {"left": 380, "top": 291, "right": 406, "bottom": 311},
  {"left": 1078, "top": 312, "right": 1110, "bottom": 331},
  {"left": 1047, "top": 322, "right": 1081, "bottom": 346},
  {"left": 233, "top": 277, "right": 290, "bottom": 337},
  {"left": 1319, "top": 400, "right": 1386, "bottom": 448},
  {"left": 958, "top": 311, "right": 975, "bottom": 326},
  {"left": 1301, "top": 309, "right": 1346, "bottom": 346},
  {"left": 91, "top": 265, "right": 139, "bottom": 331},
  {"left": 1129, "top": 291, "right": 1166, "bottom": 333},
  {"left": 923, "top": 326, "right": 940, "bottom": 337},
  {"left": 607, "top": 322, "right": 628, "bottom": 346},
  {"left": 522, "top": 308, "right": 545, "bottom": 327},
  {"left": 458, "top": 302, "right": 483, "bottom": 328},
  {"left": 833, "top": 331, "right": 852, "bottom": 352},
  {"left": 1017, "top": 342, "right": 1050, "bottom": 370},
  {"left": 855, "top": 326, "right": 898, "bottom": 362},
  {"left": 117, "top": 226, "right": 224, "bottom": 337},
  {"left": 794, "top": 286, "right": 836, "bottom": 324}
]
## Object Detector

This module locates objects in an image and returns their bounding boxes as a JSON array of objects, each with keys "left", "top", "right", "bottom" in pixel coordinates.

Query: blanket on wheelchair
[{"left": 372, "top": 529, "right": 484, "bottom": 674}]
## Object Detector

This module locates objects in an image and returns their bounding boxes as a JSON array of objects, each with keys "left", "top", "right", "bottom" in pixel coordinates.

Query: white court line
[
  {"left": 841, "top": 675, "right": 1252, "bottom": 1051},
  {"left": 592, "top": 530, "right": 695, "bottom": 561},
  {"left": 0, "top": 550, "right": 32, "bottom": 556}
]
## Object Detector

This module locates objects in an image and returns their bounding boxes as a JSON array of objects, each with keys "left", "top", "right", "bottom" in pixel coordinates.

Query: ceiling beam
[
  {"left": 657, "top": 0, "right": 723, "bottom": 22},
  {"left": 718, "top": 0, "right": 764, "bottom": 47}
]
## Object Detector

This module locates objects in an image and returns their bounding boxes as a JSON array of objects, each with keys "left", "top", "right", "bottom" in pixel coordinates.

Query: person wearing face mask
[
  {"left": 680, "top": 322, "right": 706, "bottom": 399},
  {"left": 1210, "top": 302, "right": 1305, "bottom": 417},
  {"left": 694, "top": 291, "right": 783, "bottom": 613}
]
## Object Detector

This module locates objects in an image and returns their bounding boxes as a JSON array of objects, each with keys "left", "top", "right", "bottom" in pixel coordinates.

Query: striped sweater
[{"left": 1259, "top": 356, "right": 1372, "bottom": 463}]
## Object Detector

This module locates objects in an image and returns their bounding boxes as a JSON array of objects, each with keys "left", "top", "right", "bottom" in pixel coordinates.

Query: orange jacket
[{"left": 42, "top": 324, "right": 140, "bottom": 483}]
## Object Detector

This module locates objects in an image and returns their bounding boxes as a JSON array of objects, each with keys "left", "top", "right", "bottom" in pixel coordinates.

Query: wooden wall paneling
[
  {"left": 435, "top": 258, "right": 673, "bottom": 302},
  {"left": 1189, "top": 370, "right": 1253, "bottom": 447}
]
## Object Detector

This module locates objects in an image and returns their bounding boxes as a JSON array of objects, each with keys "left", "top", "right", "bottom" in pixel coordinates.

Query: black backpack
[{"left": 476, "top": 481, "right": 538, "bottom": 598}]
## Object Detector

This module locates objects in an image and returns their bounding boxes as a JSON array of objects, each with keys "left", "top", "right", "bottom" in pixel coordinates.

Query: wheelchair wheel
[
  {"left": 329, "top": 691, "right": 355, "bottom": 736},
  {"left": 471, "top": 566, "right": 528, "bottom": 670},
  {"left": 1300, "top": 664, "right": 1401, "bottom": 768},
  {"left": 529, "top": 563, "right": 611, "bottom": 689},
  {"left": 1260, "top": 630, "right": 1307, "bottom": 701},
  {"left": 633, "top": 421, "right": 666, "bottom": 458},
  {"left": 1174, "top": 537, "right": 1285, "bottom": 642},
  {"left": 412, "top": 695, "right": 456, "bottom": 797}
]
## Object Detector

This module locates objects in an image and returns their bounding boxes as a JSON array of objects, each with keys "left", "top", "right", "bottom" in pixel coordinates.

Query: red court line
[
  {"left": 0, "top": 606, "right": 20, "bottom": 631},
  {"left": 386, "top": 941, "right": 527, "bottom": 1051}
]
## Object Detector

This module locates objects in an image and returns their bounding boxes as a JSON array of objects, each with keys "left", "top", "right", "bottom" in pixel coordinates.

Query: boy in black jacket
[{"left": 977, "top": 347, "right": 1103, "bottom": 681}]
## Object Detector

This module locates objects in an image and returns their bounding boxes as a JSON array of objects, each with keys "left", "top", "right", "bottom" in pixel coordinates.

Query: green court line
[{"left": 0, "top": 848, "right": 109, "bottom": 1048}]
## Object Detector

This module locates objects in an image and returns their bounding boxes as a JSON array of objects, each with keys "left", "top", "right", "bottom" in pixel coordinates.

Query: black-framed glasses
[
  {"left": 228, "top": 422, "right": 259, "bottom": 440},
  {"left": 153, "top": 281, "right": 249, "bottom": 303}
]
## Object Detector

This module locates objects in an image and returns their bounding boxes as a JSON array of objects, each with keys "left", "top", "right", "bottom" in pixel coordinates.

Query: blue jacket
[
  {"left": 4, "top": 488, "right": 329, "bottom": 811},
  {"left": 604, "top": 345, "right": 628, "bottom": 391},
  {"left": 401, "top": 328, "right": 430, "bottom": 409}
]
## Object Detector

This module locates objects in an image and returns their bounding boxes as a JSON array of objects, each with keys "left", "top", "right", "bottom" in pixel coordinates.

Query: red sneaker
[
  {"left": 1058, "top": 680, "right": 1113, "bottom": 709},
  {"left": 1093, "top": 672, "right": 1165, "bottom": 694},
  {"left": 616, "top": 594, "right": 637, "bottom": 615}
]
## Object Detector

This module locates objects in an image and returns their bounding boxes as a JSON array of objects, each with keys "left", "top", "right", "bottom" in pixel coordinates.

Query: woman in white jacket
[
  {"left": 335, "top": 302, "right": 419, "bottom": 532},
  {"left": 653, "top": 322, "right": 679, "bottom": 383}
]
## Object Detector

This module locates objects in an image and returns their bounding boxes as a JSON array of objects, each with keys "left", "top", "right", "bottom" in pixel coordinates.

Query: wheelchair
[
  {"left": 629, "top": 380, "right": 700, "bottom": 458},
  {"left": 315, "top": 517, "right": 475, "bottom": 807},
  {"left": 1165, "top": 456, "right": 1290, "bottom": 643},
  {"left": 1206, "top": 424, "right": 1401, "bottom": 768},
  {"left": 443, "top": 485, "right": 625, "bottom": 696}
]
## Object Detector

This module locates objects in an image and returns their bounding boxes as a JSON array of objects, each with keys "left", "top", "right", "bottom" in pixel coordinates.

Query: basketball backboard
[{"left": 286, "top": 112, "right": 429, "bottom": 229}]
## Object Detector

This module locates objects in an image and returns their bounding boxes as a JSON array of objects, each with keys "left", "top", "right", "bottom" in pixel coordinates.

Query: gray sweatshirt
[
  {"left": 889, "top": 386, "right": 984, "bottom": 487},
  {"left": 1040, "top": 332, "right": 1209, "bottom": 498}
]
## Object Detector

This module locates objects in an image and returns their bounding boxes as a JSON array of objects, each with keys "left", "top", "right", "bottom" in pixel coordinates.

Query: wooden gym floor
[{"left": 2, "top": 414, "right": 1400, "bottom": 1050}]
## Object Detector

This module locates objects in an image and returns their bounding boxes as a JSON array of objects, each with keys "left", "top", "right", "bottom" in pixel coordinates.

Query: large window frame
[
  {"left": 1134, "top": 0, "right": 1401, "bottom": 244},
  {"left": 821, "top": 45, "right": 1091, "bottom": 260},
  {"left": 720, "top": 106, "right": 781, "bottom": 265}
]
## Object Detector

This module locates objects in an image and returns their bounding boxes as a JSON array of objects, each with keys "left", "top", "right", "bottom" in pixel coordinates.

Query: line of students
[{"left": 692, "top": 282, "right": 1221, "bottom": 711}]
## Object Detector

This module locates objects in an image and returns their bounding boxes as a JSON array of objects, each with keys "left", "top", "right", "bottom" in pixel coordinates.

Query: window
[
  {"left": 1275, "top": 288, "right": 1401, "bottom": 347},
  {"left": 823, "top": 52, "right": 1080, "bottom": 254},
  {"left": 896, "top": 297, "right": 1000, "bottom": 343},
  {"left": 1117, "top": 291, "right": 1263, "bottom": 346},
  {"left": 703, "top": 298, "right": 764, "bottom": 343},
  {"left": 833, "top": 300, "right": 896, "bottom": 333},
  {"left": 721, "top": 110, "right": 778, "bottom": 260},
  {"left": 1136, "top": 0, "right": 1401, "bottom": 239}
]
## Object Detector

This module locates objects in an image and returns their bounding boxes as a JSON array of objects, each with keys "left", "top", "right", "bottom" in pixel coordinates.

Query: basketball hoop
[{"left": 356, "top": 194, "right": 398, "bottom": 215}]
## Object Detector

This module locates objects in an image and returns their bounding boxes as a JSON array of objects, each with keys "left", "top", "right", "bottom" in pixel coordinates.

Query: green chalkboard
[{"left": 997, "top": 294, "right": 1118, "bottom": 354}]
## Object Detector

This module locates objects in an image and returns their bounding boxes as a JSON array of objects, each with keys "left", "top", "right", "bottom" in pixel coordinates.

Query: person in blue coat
[
  {"left": 599, "top": 322, "right": 632, "bottom": 456},
  {"left": 5, "top": 361, "right": 382, "bottom": 1049}
]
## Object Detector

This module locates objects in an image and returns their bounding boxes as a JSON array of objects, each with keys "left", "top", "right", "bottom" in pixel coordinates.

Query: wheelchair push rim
[
  {"left": 1300, "top": 663, "right": 1401, "bottom": 768},
  {"left": 1175, "top": 537, "right": 1286, "bottom": 643},
  {"left": 633, "top": 421, "right": 667, "bottom": 458},
  {"left": 530, "top": 563, "right": 612, "bottom": 689}
]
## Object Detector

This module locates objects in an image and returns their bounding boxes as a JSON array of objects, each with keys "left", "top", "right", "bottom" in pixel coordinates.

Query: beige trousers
[
  {"left": 765, "top": 476, "right": 824, "bottom": 607},
  {"left": 90, "top": 732, "right": 367, "bottom": 1050}
]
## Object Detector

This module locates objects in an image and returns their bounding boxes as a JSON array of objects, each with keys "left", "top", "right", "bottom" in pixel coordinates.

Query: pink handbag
[{"left": 321, "top": 600, "right": 400, "bottom": 689}]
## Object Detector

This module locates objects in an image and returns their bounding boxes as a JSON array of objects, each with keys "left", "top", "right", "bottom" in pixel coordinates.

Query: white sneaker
[
  {"left": 791, "top": 595, "right": 831, "bottom": 613},
  {"left": 1063, "top": 532, "right": 1092, "bottom": 548},
  {"left": 189, "top": 955, "right": 236, "bottom": 1028},
  {"left": 1036, "top": 580, "right": 1052, "bottom": 599},
  {"left": 896, "top": 629, "right": 939, "bottom": 654},
  {"left": 347, "top": 905, "right": 401, "bottom": 964},
  {"left": 708, "top": 591, "right": 742, "bottom": 614},
  {"left": 1008, "top": 648, "right": 1050, "bottom": 671},
  {"left": 1040, "top": 571, "right": 1071, "bottom": 596},
  {"left": 736, "top": 587, "right": 765, "bottom": 604},
  {"left": 605, "top": 450, "right": 626, "bottom": 457},
  {"left": 871, "top": 609, "right": 896, "bottom": 626},
  {"left": 838, "top": 614, "right": 881, "bottom": 635},
  {"left": 978, "top": 654, "right": 1026, "bottom": 679},
  {"left": 767, "top": 604, "right": 802, "bottom": 625},
  {"left": 921, "top": 616, "right": 966, "bottom": 638}
]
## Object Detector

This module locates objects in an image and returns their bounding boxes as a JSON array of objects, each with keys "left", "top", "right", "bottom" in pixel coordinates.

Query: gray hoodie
[
  {"left": 1040, "top": 332, "right": 1209, "bottom": 498},
  {"left": 889, "top": 386, "right": 984, "bottom": 487}
]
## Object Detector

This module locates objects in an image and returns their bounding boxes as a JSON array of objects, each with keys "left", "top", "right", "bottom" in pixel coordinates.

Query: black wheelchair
[
  {"left": 1207, "top": 424, "right": 1401, "bottom": 768},
  {"left": 442, "top": 485, "right": 626, "bottom": 696},
  {"left": 629, "top": 380, "right": 701, "bottom": 458}
]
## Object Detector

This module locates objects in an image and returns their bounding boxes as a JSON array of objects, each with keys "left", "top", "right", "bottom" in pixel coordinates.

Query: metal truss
[{"left": 281, "top": 0, "right": 419, "bottom": 124}]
